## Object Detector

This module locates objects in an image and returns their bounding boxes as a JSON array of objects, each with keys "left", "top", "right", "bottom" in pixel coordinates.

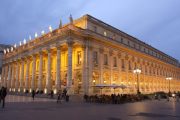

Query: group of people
[
  {"left": 56, "top": 88, "right": 69, "bottom": 103},
  {"left": 30, "top": 88, "right": 70, "bottom": 103},
  {"left": 0, "top": 86, "right": 7, "bottom": 108},
  {"left": 83, "top": 94, "right": 146, "bottom": 104}
]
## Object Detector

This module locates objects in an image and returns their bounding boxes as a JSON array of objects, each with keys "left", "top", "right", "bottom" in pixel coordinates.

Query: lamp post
[
  {"left": 166, "top": 77, "right": 172, "bottom": 94},
  {"left": 133, "top": 69, "right": 141, "bottom": 95},
  {"left": 92, "top": 80, "right": 96, "bottom": 94},
  {"left": 93, "top": 80, "right": 96, "bottom": 86}
]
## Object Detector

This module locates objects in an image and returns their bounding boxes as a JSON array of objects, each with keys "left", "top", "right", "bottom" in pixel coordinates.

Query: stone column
[
  {"left": 31, "top": 55, "right": 36, "bottom": 90},
  {"left": 82, "top": 42, "right": 89, "bottom": 94},
  {"left": 1, "top": 66, "right": 5, "bottom": 87},
  {"left": 46, "top": 49, "right": 52, "bottom": 92},
  {"left": 25, "top": 58, "right": 30, "bottom": 90},
  {"left": 15, "top": 62, "right": 19, "bottom": 91},
  {"left": 20, "top": 60, "right": 24, "bottom": 91},
  {"left": 118, "top": 53, "right": 121, "bottom": 83},
  {"left": 7, "top": 63, "right": 12, "bottom": 89},
  {"left": 56, "top": 46, "right": 61, "bottom": 91},
  {"left": 125, "top": 55, "right": 129, "bottom": 85},
  {"left": 109, "top": 50, "right": 113, "bottom": 84},
  {"left": 10, "top": 63, "right": 14, "bottom": 89},
  {"left": 88, "top": 46, "right": 93, "bottom": 94},
  {"left": 4, "top": 65, "right": 8, "bottom": 87},
  {"left": 67, "top": 41, "right": 74, "bottom": 91},
  {"left": 109, "top": 50, "right": 114, "bottom": 94},
  {"left": 38, "top": 52, "right": 43, "bottom": 91},
  {"left": 99, "top": 48, "right": 104, "bottom": 84}
]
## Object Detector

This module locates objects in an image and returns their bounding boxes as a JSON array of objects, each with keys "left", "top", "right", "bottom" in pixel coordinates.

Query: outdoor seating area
[{"left": 83, "top": 94, "right": 150, "bottom": 104}]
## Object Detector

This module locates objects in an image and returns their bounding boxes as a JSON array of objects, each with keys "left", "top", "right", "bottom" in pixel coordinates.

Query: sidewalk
[{"left": 8, "top": 92, "right": 84, "bottom": 103}]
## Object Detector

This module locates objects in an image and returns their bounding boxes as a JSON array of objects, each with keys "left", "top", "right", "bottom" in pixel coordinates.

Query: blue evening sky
[{"left": 0, "top": 0, "right": 180, "bottom": 60}]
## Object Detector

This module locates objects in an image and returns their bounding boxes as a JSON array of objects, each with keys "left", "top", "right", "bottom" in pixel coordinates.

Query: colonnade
[{"left": 1, "top": 41, "right": 90, "bottom": 94}]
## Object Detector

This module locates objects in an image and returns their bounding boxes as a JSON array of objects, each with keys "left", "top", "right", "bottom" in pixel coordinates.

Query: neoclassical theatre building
[{"left": 1, "top": 14, "right": 180, "bottom": 95}]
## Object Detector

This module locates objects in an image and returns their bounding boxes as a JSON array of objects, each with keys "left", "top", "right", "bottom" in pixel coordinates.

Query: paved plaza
[{"left": 0, "top": 95, "right": 180, "bottom": 120}]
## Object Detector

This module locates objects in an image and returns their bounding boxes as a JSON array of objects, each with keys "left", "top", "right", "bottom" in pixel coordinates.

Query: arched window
[{"left": 121, "top": 59, "right": 125, "bottom": 70}]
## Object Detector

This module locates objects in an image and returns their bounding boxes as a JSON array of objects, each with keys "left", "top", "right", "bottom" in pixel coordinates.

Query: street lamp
[
  {"left": 166, "top": 77, "right": 172, "bottom": 94},
  {"left": 93, "top": 80, "right": 96, "bottom": 85},
  {"left": 133, "top": 69, "right": 141, "bottom": 94},
  {"left": 92, "top": 80, "right": 96, "bottom": 94}
]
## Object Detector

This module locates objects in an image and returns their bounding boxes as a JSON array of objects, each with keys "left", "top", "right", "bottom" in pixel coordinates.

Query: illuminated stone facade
[{"left": 1, "top": 14, "right": 180, "bottom": 95}]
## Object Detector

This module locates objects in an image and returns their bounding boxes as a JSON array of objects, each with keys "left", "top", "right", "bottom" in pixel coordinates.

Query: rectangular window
[
  {"left": 134, "top": 63, "right": 137, "bottom": 69},
  {"left": 149, "top": 68, "right": 151, "bottom": 75},
  {"left": 77, "top": 51, "right": 81, "bottom": 65},
  {"left": 113, "top": 57, "right": 117, "bottom": 67},
  {"left": 127, "top": 41, "right": 130, "bottom": 46},
  {"left": 121, "top": 38, "right": 123, "bottom": 43},
  {"left": 121, "top": 59, "right": 125, "bottom": 70},
  {"left": 43, "top": 60, "right": 45, "bottom": 70},
  {"left": 93, "top": 26, "right": 97, "bottom": 32},
  {"left": 93, "top": 51, "right": 98, "bottom": 64},
  {"left": 133, "top": 43, "right": 136, "bottom": 48},
  {"left": 104, "top": 54, "right": 108, "bottom": 65}
]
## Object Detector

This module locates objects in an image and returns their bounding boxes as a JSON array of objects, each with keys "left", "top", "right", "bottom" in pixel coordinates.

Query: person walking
[
  {"left": 65, "top": 94, "right": 69, "bottom": 102},
  {"left": 63, "top": 88, "right": 67, "bottom": 97},
  {"left": 57, "top": 90, "right": 62, "bottom": 103},
  {"left": 32, "top": 90, "right": 35, "bottom": 100},
  {"left": 50, "top": 90, "right": 54, "bottom": 99},
  {"left": 1, "top": 87, "right": 7, "bottom": 108}
]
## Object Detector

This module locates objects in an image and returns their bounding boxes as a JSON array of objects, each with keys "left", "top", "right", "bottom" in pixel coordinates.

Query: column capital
[
  {"left": 20, "top": 57, "right": 26, "bottom": 62},
  {"left": 118, "top": 52, "right": 121, "bottom": 58},
  {"left": 131, "top": 56, "right": 135, "bottom": 62},
  {"left": 89, "top": 45, "right": 93, "bottom": 51},
  {"left": 46, "top": 48, "right": 52, "bottom": 53},
  {"left": 109, "top": 50, "right": 114, "bottom": 56},
  {"left": 66, "top": 37, "right": 75, "bottom": 46},
  {"left": 31, "top": 54, "right": 37, "bottom": 58},
  {"left": 99, "top": 48, "right": 104, "bottom": 54},
  {"left": 56, "top": 45, "right": 62, "bottom": 50},
  {"left": 39, "top": 51, "right": 43, "bottom": 55},
  {"left": 125, "top": 54, "right": 130, "bottom": 60}
]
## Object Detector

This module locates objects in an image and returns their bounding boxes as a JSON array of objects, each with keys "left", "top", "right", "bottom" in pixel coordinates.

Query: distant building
[{"left": 1, "top": 14, "right": 180, "bottom": 94}]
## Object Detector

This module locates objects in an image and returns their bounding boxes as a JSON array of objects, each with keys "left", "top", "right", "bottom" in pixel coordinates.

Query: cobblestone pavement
[{"left": 0, "top": 95, "right": 180, "bottom": 120}]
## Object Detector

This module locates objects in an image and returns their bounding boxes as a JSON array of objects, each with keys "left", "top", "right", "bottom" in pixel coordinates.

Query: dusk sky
[{"left": 0, "top": 0, "right": 180, "bottom": 61}]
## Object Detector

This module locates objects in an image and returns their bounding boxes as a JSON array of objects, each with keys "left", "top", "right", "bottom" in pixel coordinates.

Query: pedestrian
[
  {"left": 0, "top": 87, "right": 2, "bottom": 104},
  {"left": 50, "top": 90, "right": 54, "bottom": 99},
  {"left": 167, "top": 95, "right": 170, "bottom": 102},
  {"left": 57, "top": 90, "right": 62, "bottom": 103},
  {"left": 63, "top": 88, "right": 67, "bottom": 97},
  {"left": 84, "top": 94, "right": 88, "bottom": 102},
  {"left": 1, "top": 87, "right": 7, "bottom": 108},
  {"left": 65, "top": 94, "right": 69, "bottom": 102},
  {"left": 32, "top": 90, "right": 35, "bottom": 100}
]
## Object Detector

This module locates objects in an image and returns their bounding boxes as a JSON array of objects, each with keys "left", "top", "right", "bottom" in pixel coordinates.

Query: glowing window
[
  {"left": 104, "top": 54, "right": 108, "bottom": 65},
  {"left": 77, "top": 51, "right": 81, "bottom": 65},
  {"left": 93, "top": 51, "right": 98, "bottom": 64}
]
